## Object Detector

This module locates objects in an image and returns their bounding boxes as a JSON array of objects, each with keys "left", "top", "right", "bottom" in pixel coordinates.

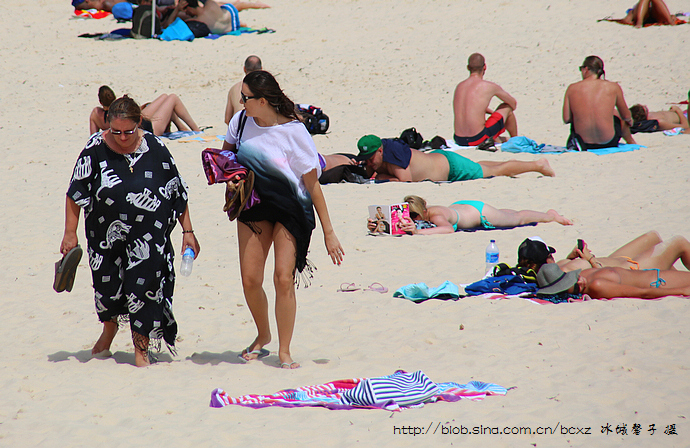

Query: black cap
[{"left": 517, "top": 238, "right": 556, "bottom": 265}]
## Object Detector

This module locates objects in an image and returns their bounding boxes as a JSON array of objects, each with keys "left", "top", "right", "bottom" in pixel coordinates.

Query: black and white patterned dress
[{"left": 67, "top": 131, "right": 188, "bottom": 350}]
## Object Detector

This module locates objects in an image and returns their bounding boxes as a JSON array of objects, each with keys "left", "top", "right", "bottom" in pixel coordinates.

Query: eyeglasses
[
  {"left": 241, "top": 92, "right": 257, "bottom": 103},
  {"left": 579, "top": 65, "right": 586, "bottom": 71},
  {"left": 110, "top": 125, "right": 138, "bottom": 135}
]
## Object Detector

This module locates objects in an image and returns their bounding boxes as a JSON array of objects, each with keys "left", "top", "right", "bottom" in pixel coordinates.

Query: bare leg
[
  {"left": 634, "top": 0, "right": 650, "bottom": 27},
  {"left": 483, "top": 204, "right": 572, "bottom": 227},
  {"left": 323, "top": 154, "right": 357, "bottom": 171},
  {"left": 494, "top": 102, "right": 518, "bottom": 138},
  {"left": 133, "top": 331, "right": 150, "bottom": 367},
  {"left": 170, "top": 111, "right": 189, "bottom": 132},
  {"left": 229, "top": 0, "right": 271, "bottom": 10},
  {"left": 92, "top": 320, "right": 118, "bottom": 356},
  {"left": 479, "top": 158, "right": 555, "bottom": 178},
  {"left": 142, "top": 94, "right": 200, "bottom": 135},
  {"left": 609, "top": 231, "right": 662, "bottom": 258},
  {"left": 272, "top": 223, "right": 300, "bottom": 369},
  {"left": 648, "top": 0, "right": 674, "bottom": 25},
  {"left": 638, "top": 236, "right": 690, "bottom": 270},
  {"left": 237, "top": 220, "right": 273, "bottom": 360}
]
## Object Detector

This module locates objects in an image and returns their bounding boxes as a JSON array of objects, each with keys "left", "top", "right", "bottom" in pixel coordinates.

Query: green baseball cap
[{"left": 356, "top": 134, "right": 382, "bottom": 161}]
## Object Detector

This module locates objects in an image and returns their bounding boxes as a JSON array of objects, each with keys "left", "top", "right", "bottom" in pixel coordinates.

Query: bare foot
[
  {"left": 547, "top": 209, "right": 573, "bottom": 226},
  {"left": 92, "top": 321, "right": 117, "bottom": 356},
  {"left": 537, "top": 158, "right": 556, "bottom": 177},
  {"left": 135, "top": 347, "right": 151, "bottom": 367},
  {"left": 241, "top": 335, "right": 272, "bottom": 361}
]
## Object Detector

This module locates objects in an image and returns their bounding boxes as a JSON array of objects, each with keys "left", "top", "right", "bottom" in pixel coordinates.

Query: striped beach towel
[{"left": 210, "top": 370, "right": 506, "bottom": 411}]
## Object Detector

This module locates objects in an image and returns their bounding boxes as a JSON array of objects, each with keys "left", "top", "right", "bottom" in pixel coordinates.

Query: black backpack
[
  {"left": 131, "top": 5, "right": 161, "bottom": 39},
  {"left": 399, "top": 127, "right": 424, "bottom": 149},
  {"left": 297, "top": 104, "right": 330, "bottom": 134}
]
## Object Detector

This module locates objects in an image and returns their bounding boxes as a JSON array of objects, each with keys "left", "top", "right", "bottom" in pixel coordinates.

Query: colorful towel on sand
[
  {"left": 74, "top": 9, "right": 112, "bottom": 19},
  {"left": 393, "top": 281, "right": 460, "bottom": 303},
  {"left": 598, "top": 14, "right": 687, "bottom": 26},
  {"left": 210, "top": 370, "right": 506, "bottom": 411},
  {"left": 500, "top": 136, "right": 644, "bottom": 155}
]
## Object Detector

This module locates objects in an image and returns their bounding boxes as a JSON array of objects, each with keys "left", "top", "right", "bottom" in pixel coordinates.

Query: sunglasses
[
  {"left": 579, "top": 65, "right": 586, "bottom": 71},
  {"left": 572, "top": 281, "right": 581, "bottom": 295},
  {"left": 110, "top": 125, "right": 138, "bottom": 136},
  {"left": 241, "top": 92, "right": 257, "bottom": 103}
]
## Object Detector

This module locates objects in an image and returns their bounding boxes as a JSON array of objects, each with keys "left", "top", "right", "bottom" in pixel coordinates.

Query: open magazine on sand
[{"left": 368, "top": 203, "right": 411, "bottom": 235}]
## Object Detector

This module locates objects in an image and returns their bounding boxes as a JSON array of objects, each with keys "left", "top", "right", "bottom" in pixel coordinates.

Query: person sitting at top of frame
[
  {"left": 563, "top": 55, "right": 636, "bottom": 150},
  {"left": 162, "top": 0, "right": 270, "bottom": 37},
  {"left": 453, "top": 52, "right": 518, "bottom": 149}
]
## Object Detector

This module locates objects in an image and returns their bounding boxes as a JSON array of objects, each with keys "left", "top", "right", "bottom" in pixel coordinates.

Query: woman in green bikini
[{"left": 370, "top": 195, "right": 572, "bottom": 235}]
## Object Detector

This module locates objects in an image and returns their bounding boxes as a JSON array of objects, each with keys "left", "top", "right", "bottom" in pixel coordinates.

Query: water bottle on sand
[
  {"left": 180, "top": 247, "right": 194, "bottom": 277},
  {"left": 485, "top": 240, "right": 499, "bottom": 275}
]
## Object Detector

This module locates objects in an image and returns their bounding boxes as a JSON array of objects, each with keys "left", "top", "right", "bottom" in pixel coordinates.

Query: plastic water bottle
[
  {"left": 485, "top": 240, "right": 499, "bottom": 275},
  {"left": 180, "top": 247, "right": 194, "bottom": 277}
]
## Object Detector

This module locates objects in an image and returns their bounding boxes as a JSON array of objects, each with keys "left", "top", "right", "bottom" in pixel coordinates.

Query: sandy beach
[{"left": 1, "top": 0, "right": 689, "bottom": 446}]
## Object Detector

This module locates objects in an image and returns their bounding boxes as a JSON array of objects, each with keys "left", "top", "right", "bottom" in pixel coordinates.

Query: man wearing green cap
[{"left": 356, "top": 134, "right": 554, "bottom": 182}]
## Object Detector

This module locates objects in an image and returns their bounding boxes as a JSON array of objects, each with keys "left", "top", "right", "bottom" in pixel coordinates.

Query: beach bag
[
  {"left": 131, "top": 5, "right": 161, "bottom": 38},
  {"left": 160, "top": 17, "right": 195, "bottom": 41},
  {"left": 297, "top": 104, "right": 330, "bottom": 134},
  {"left": 399, "top": 127, "right": 423, "bottom": 149},
  {"left": 492, "top": 263, "right": 538, "bottom": 283},
  {"left": 464, "top": 275, "right": 538, "bottom": 296}
]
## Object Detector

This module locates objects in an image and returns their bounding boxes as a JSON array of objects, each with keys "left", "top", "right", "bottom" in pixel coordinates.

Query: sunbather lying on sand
[
  {"left": 537, "top": 263, "right": 690, "bottom": 299},
  {"left": 629, "top": 103, "right": 689, "bottom": 132},
  {"left": 517, "top": 231, "right": 690, "bottom": 273},
  {"left": 618, "top": 0, "right": 678, "bottom": 27},
  {"left": 366, "top": 195, "right": 572, "bottom": 235}
]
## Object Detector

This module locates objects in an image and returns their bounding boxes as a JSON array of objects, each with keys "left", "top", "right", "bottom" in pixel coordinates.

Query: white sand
[{"left": 1, "top": 0, "right": 689, "bottom": 446}]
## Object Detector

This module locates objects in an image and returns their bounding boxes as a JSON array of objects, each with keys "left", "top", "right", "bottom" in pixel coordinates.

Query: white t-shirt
[{"left": 225, "top": 112, "right": 320, "bottom": 200}]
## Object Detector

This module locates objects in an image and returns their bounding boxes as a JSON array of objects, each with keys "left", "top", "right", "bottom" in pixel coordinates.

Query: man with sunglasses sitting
[{"left": 562, "top": 55, "right": 636, "bottom": 150}]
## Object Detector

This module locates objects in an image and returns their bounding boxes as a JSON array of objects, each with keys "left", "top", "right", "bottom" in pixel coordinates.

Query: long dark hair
[
  {"left": 243, "top": 70, "right": 299, "bottom": 121},
  {"left": 581, "top": 55, "right": 605, "bottom": 79},
  {"left": 107, "top": 95, "right": 142, "bottom": 124}
]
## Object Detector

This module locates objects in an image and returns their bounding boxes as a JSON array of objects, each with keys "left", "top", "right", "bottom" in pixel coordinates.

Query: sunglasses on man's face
[
  {"left": 572, "top": 281, "right": 581, "bottom": 295},
  {"left": 241, "top": 92, "right": 257, "bottom": 103},
  {"left": 110, "top": 125, "right": 138, "bottom": 135}
]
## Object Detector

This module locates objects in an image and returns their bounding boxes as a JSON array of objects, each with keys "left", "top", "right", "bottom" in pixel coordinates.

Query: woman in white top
[{"left": 221, "top": 71, "right": 343, "bottom": 369}]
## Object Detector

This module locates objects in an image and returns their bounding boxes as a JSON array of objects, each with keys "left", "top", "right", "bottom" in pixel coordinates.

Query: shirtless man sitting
[
  {"left": 224, "top": 55, "right": 263, "bottom": 124},
  {"left": 536, "top": 263, "right": 690, "bottom": 299},
  {"left": 164, "top": 0, "right": 269, "bottom": 36},
  {"left": 629, "top": 103, "right": 689, "bottom": 132},
  {"left": 356, "top": 134, "right": 554, "bottom": 182},
  {"left": 453, "top": 53, "right": 518, "bottom": 149},
  {"left": 563, "top": 55, "right": 636, "bottom": 150}
]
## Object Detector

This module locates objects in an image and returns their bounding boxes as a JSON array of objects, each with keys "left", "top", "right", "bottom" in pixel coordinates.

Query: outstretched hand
[{"left": 324, "top": 231, "right": 344, "bottom": 265}]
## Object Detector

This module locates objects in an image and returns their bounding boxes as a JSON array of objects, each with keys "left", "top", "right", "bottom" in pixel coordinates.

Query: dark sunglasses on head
[
  {"left": 572, "top": 282, "right": 581, "bottom": 295},
  {"left": 241, "top": 92, "right": 257, "bottom": 103}
]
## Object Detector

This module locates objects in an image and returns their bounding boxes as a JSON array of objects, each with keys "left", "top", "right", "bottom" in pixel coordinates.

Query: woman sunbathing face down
[{"left": 365, "top": 195, "right": 572, "bottom": 235}]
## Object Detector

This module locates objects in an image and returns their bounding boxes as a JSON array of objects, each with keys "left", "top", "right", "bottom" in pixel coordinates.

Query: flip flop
[
  {"left": 337, "top": 282, "right": 360, "bottom": 292},
  {"left": 238, "top": 347, "right": 270, "bottom": 362},
  {"left": 280, "top": 361, "right": 300, "bottom": 369},
  {"left": 365, "top": 282, "right": 388, "bottom": 294},
  {"left": 53, "top": 245, "right": 83, "bottom": 293}
]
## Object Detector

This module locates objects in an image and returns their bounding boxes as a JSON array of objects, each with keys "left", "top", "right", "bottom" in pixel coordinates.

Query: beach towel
[
  {"left": 598, "top": 13, "right": 687, "bottom": 26},
  {"left": 160, "top": 17, "right": 194, "bottom": 41},
  {"left": 393, "top": 281, "right": 460, "bottom": 303},
  {"left": 499, "top": 136, "right": 644, "bottom": 155},
  {"left": 73, "top": 9, "right": 111, "bottom": 19},
  {"left": 201, "top": 148, "right": 260, "bottom": 219},
  {"left": 210, "top": 370, "right": 507, "bottom": 411},
  {"left": 464, "top": 275, "right": 538, "bottom": 296}
]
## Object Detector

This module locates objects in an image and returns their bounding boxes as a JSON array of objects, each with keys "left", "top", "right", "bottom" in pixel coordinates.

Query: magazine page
[
  {"left": 368, "top": 205, "right": 391, "bottom": 234},
  {"left": 389, "top": 203, "right": 411, "bottom": 235}
]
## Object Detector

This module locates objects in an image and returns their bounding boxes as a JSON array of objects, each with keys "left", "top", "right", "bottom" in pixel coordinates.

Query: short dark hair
[
  {"left": 629, "top": 104, "right": 647, "bottom": 123},
  {"left": 244, "top": 55, "right": 262, "bottom": 72},
  {"left": 467, "top": 53, "right": 485, "bottom": 73}
]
